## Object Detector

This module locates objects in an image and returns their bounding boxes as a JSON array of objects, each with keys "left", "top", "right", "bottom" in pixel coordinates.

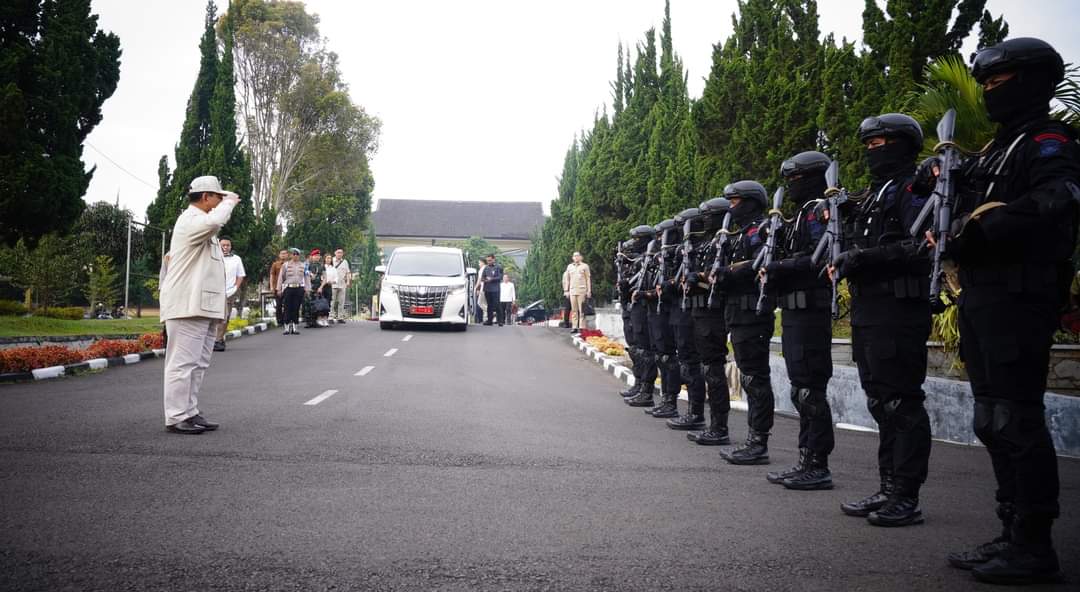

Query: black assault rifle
[
  {"left": 909, "top": 108, "right": 960, "bottom": 314},
  {"left": 633, "top": 238, "right": 659, "bottom": 304},
  {"left": 812, "top": 161, "right": 848, "bottom": 319},
  {"left": 753, "top": 187, "right": 785, "bottom": 314},
  {"left": 678, "top": 219, "right": 697, "bottom": 311},
  {"left": 705, "top": 212, "right": 735, "bottom": 308}
]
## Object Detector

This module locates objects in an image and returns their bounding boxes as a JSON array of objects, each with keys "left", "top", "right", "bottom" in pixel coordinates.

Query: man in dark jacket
[{"left": 478, "top": 254, "right": 504, "bottom": 326}]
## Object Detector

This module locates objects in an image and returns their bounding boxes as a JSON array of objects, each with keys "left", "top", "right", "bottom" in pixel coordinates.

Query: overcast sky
[{"left": 83, "top": 1, "right": 1079, "bottom": 220}]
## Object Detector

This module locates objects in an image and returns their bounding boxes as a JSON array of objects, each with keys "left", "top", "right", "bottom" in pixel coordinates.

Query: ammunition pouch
[
  {"left": 850, "top": 275, "right": 928, "bottom": 300},
  {"left": 778, "top": 288, "right": 831, "bottom": 310}
]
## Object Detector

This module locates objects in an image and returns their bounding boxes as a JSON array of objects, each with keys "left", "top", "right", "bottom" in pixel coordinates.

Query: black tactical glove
[
  {"left": 913, "top": 156, "right": 942, "bottom": 195},
  {"left": 831, "top": 248, "right": 861, "bottom": 279}
]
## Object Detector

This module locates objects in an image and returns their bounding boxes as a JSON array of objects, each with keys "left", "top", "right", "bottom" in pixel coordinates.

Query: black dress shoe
[
  {"left": 166, "top": 419, "right": 206, "bottom": 435},
  {"left": 189, "top": 414, "right": 219, "bottom": 431},
  {"left": 213, "top": 340, "right": 226, "bottom": 352}
]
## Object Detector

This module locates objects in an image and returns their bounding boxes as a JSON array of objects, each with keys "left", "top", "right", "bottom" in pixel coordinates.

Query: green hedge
[
  {"left": 0, "top": 300, "right": 28, "bottom": 316},
  {"left": 38, "top": 306, "right": 86, "bottom": 320}
]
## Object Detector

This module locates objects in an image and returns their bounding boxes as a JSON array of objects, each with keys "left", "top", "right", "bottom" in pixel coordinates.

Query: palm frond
[
  {"left": 905, "top": 56, "right": 994, "bottom": 154},
  {"left": 1052, "top": 63, "right": 1080, "bottom": 125}
]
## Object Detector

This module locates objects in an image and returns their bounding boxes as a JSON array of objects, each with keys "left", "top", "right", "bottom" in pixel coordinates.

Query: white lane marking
[
  {"left": 355, "top": 366, "right": 375, "bottom": 376},
  {"left": 384, "top": 348, "right": 398, "bottom": 357},
  {"left": 304, "top": 390, "right": 339, "bottom": 406},
  {"left": 402, "top": 334, "right": 413, "bottom": 342}
]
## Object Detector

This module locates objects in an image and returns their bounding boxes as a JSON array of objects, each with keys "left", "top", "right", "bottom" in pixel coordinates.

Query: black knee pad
[
  {"left": 792, "top": 387, "right": 815, "bottom": 415},
  {"left": 973, "top": 399, "right": 998, "bottom": 446},
  {"left": 866, "top": 394, "right": 898, "bottom": 426}
]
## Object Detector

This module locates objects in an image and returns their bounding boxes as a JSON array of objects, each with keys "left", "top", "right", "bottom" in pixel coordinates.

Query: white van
[{"left": 375, "top": 246, "right": 476, "bottom": 331}]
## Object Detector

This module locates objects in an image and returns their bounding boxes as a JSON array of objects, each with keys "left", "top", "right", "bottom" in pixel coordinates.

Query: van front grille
[{"left": 398, "top": 286, "right": 448, "bottom": 317}]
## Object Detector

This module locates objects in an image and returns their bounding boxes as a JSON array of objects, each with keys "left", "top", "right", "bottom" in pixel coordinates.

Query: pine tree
[{"left": 0, "top": 0, "right": 121, "bottom": 245}]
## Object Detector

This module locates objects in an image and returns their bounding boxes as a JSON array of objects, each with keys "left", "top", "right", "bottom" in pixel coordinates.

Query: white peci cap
[{"left": 188, "top": 175, "right": 225, "bottom": 195}]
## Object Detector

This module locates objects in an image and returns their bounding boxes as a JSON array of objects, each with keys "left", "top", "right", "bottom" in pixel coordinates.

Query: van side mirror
[{"left": 375, "top": 265, "right": 387, "bottom": 274}]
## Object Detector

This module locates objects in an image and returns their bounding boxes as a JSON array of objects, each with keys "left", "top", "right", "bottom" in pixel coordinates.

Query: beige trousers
[
  {"left": 332, "top": 286, "right": 348, "bottom": 319},
  {"left": 214, "top": 296, "right": 237, "bottom": 340},
  {"left": 164, "top": 318, "right": 219, "bottom": 426},
  {"left": 569, "top": 294, "right": 586, "bottom": 329}
]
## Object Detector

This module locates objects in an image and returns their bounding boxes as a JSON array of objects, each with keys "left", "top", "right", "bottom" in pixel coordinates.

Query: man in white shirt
[
  {"left": 213, "top": 237, "right": 246, "bottom": 351},
  {"left": 159, "top": 175, "right": 239, "bottom": 434},
  {"left": 331, "top": 248, "right": 351, "bottom": 323}
]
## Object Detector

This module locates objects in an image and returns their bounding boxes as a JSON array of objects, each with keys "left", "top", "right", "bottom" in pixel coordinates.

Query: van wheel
[{"left": 380, "top": 321, "right": 394, "bottom": 330}]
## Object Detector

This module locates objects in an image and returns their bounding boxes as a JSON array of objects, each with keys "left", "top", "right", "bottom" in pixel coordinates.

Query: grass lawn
[{"left": 0, "top": 316, "right": 162, "bottom": 338}]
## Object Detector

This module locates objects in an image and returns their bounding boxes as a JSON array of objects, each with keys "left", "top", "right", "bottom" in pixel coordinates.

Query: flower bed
[{"left": 0, "top": 332, "right": 164, "bottom": 374}]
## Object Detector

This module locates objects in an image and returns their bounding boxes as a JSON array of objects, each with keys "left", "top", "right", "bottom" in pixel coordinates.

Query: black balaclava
[
  {"left": 984, "top": 67, "right": 1054, "bottom": 126},
  {"left": 865, "top": 139, "right": 915, "bottom": 181},
  {"left": 787, "top": 174, "right": 827, "bottom": 206},
  {"left": 730, "top": 199, "right": 762, "bottom": 228}
]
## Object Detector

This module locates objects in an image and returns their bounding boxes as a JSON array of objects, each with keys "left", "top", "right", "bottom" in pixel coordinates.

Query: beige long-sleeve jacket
[
  {"left": 159, "top": 201, "right": 237, "bottom": 321},
  {"left": 562, "top": 262, "right": 591, "bottom": 296}
]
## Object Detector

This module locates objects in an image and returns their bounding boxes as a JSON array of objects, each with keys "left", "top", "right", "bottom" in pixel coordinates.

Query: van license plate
[{"left": 411, "top": 305, "right": 434, "bottom": 315}]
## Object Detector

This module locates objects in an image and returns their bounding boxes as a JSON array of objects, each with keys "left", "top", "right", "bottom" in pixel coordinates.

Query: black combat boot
[
  {"left": 971, "top": 515, "right": 1060, "bottom": 585},
  {"left": 667, "top": 402, "right": 705, "bottom": 430},
  {"left": 688, "top": 405, "right": 729, "bottom": 445},
  {"left": 646, "top": 393, "right": 679, "bottom": 418},
  {"left": 766, "top": 448, "right": 808, "bottom": 484},
  {"left": 620, "top": 383, "right": 640, "bottom": 398},
  {"left": 621, "top": 348, "right": 642, "bottom": 397},
  {"left": 625, "top": 385, "right": 656, "bottom": 407},
  {"left": 867, "top": 478, "right": 923, "bottom": 527},
  {"left": 841, "top": 471, "right": 893, "bottom": 517},
  {"left": 948, "top": 503, "right": 1014, "bottom": 570},
  {"left": 781, "top": 451, "right": 833, "bottom": 490},
  {"left": 720, "top": 431, "right": 769, "bottom": 465}
]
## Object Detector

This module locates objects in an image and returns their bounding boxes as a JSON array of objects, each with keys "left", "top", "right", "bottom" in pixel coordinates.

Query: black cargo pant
[
  {"left": 780, "top": 302, "right": 835, "bottom": 456},
  {"left": 630, "top": 300, "right": 658, "bottom": 389},
  {"left": 959, "top": 269, "right": 1061, "bottom": 535},
  {"left": 672, "top": 310, "right": 705, "bottom": 413},
  {"left": 850, "top": 294, "right": 932, "bottom": 497},
  {"left": 691, "top": 304, "right": 730, "bottom": 414},
  {"left": 726, "top": 296, "right": 775, "bottom": 436},
  {"left": 647, "top": 302, "right": 680, "bottom": 399}
]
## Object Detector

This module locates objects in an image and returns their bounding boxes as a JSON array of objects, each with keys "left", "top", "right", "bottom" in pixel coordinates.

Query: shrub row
[
  {"left": 0, "top": 332, "right": 163, "bottom": 374},
  {"left": 0, "top": 300, "right": 28, "bottom": 316},
  {"left": 0, "top": 302, "right": 84, "bottom": 319}
]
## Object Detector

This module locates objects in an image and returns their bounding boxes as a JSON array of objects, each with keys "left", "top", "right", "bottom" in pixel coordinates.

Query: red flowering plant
[
  {"left": 578, "top": 329, "right": 604, "bottom": 339},
  {"left": 139, "top": 332, "right": 165, "bottom": 350},
  {"left": 83, "top": 339, "right": 146, "bottom": 360},
  {"left": 0, "top": 346, "right": 85, "bottom": 374}
]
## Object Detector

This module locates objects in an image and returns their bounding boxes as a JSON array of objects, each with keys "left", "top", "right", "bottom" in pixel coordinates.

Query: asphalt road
[{"left": 1, "top": 321, "right": 1077, "bottom": 591}]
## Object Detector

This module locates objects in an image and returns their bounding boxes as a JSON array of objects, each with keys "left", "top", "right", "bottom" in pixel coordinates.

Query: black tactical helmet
[
  {"left": 780, "top": 151, "right": 831, "bottom": 179},
  {"left": 630, "top": 224, "right": 656, "bottom": 239},
  {"left": 673, "top": 207, "right": 701, "bottom": 224},
  {"left": 654, "top": 218, "right": 677, "bottom": 233},
  {"left": 858, "top": 113, "right": 924, "bottom": 150},
  {"left": 620, "top": 239, "right": 637, "bottom": 250},
  {"left": 698, "top": 197, "right": 731, "bottom": 214},
  {"left": 722, "top": 180, "right": 768, "bottom": 209},
  {"left": 972, "top": 37, "right": 1065, "bottom": 85}
]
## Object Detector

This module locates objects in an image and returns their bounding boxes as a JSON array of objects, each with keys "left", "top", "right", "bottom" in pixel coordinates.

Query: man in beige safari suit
[
  {"left": 562, "top": 251, "right": 592, "bottom": 333},
  {"left": 159, "top": 175, "right": 240, "bottom": 434}
]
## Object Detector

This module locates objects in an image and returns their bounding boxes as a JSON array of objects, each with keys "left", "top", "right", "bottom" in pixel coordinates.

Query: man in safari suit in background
[{"left": 159, "top": 175, "right": 240, "bottom": 434}]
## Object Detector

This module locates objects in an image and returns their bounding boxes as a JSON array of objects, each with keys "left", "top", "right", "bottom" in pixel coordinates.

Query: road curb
[
  {"left": 0, "top": 320, "right": 277, "bottom": 385},
  {"left": 569, "top": 334, "right": 751, "bottom": 412}
]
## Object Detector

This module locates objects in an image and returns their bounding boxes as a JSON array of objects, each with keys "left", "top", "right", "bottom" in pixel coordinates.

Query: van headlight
[
  {"left": 383, "top": 283, "right": 399, "bottom": 294},
  {"left": 449, "top": 282, "right": 467, "bottom": 295}
]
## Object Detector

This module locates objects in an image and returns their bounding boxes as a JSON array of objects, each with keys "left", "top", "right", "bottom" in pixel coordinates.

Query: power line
[{"left": 85, "top": 141, "right": 158, "bottom": 189}]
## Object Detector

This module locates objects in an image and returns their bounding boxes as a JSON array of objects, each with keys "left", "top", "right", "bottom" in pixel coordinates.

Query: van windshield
[{"left": 387, "top": 252, "right": 463, "bottom": 277}]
